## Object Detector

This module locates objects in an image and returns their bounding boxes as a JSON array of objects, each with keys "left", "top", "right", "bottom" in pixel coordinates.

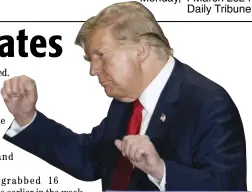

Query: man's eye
[{"left": 97, "top": 51, "right": 104, "bottom": 57}]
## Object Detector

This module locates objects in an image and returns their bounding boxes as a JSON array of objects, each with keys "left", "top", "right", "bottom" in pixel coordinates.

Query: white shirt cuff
[
  {"left": 5, "top": 112, "right": 37, "bottom": 137},
  {"left": 147, "top": 161, "right": 166, "bottom": 191}
]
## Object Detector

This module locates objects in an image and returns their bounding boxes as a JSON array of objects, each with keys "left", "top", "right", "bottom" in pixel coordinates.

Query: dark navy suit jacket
[{"left": 3, "top": 58, "right": 247, "bottom": 191}]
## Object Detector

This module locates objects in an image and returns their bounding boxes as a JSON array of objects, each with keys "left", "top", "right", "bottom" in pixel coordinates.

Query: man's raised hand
[{"left": 1, "top": 75, "right": 37, "bottom": 126}]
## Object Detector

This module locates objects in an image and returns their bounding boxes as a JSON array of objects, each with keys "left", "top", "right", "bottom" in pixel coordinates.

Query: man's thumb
[{"left": 114, "top": 139, "right": 122, "bottom": 151}]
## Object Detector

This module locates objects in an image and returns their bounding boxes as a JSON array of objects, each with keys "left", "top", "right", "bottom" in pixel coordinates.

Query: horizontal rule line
[{"left": 0, "top": 20, "right": 252, "bottom": 23}]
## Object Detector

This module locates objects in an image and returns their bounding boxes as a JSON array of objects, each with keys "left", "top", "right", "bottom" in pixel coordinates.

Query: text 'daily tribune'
[{"left": 140, "top": 0, "right": 252, "bottom": 16}]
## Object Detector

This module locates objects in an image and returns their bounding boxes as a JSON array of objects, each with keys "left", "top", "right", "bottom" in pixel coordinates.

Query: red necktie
[{"left": 111, "top": 99, "right": 143, "bottom": 190}]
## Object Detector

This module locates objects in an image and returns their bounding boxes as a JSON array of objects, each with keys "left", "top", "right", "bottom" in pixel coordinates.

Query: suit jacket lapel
[
  {"left": 145, "top": 58, "right": 184, "bottom": 139},
  {"left": 104, "top": 100, "right": 132, "bottom": 140}
]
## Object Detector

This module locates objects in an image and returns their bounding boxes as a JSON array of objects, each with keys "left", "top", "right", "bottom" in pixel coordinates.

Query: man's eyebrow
[
  {"left": 92, "top": 49, "right": 102, "bottom": 55},
  {"left": 83, "top": 48, "right": 103, "bottom": 61}
]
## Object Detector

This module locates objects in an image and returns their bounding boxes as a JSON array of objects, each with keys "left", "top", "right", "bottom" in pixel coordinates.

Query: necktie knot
[
  {"left": 126, "top": 99, "right": 143, "bottom": 135},
  {"left": 133, "top": 99, "right": 143, "bottom": 112}
]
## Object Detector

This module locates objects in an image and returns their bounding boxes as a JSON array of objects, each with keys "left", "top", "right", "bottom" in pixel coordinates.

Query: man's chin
[
  {"left": 103, "top": 88, "right": 134, "bottom": 102},
  {"left": 103, "top": 86, "right": 114, "bottom": 97},
  {"left": 103, "top": 87, "right": 121, "bottom": 100}
]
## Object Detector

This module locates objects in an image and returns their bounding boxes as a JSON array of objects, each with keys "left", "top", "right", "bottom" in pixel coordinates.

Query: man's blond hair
[{"left": 75, "top": 1, "right": 173, "bottom": 58}]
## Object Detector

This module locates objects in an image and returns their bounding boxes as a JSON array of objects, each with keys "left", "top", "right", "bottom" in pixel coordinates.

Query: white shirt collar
[{"left": 139, "top": 56, "right": 175, "bottom": 114}]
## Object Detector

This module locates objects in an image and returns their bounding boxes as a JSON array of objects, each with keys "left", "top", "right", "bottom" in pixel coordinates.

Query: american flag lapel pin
[{"left": 160, "top": 113, "right": 166, "bottom": 122}]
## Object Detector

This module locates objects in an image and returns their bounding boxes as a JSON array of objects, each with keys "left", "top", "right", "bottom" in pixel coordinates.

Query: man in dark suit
[{"left": 1, "top": 1, "right": 247, "bottom": 191}]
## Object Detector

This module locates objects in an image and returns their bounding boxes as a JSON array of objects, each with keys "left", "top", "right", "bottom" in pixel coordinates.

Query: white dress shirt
[
  {"left": 5, "top": 56, "right": 175, "bottom": 191},
  {"left": 138, "top": 56, "right": 175, "bottom": 190}
]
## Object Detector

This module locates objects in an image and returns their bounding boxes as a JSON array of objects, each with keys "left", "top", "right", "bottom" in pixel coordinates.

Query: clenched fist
[
  {"left": 1, "top": 75, "right": 37, "bottom": 126},
  {"left": 115, "top": 135, "right": 164, "bottom": 181}
]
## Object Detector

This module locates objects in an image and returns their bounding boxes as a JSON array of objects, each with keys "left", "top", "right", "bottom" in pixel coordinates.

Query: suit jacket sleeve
[
  {"left": 164, "top": 93, "right": 247, "bottom": 190},
  {"left": 2, "top": 110, "right": 107, "bottom": 181}
]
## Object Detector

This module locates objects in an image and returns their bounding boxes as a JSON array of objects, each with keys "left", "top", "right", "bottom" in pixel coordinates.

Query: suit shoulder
[{"left": 180, "top": 62, "right": 233, "bottom": 105}]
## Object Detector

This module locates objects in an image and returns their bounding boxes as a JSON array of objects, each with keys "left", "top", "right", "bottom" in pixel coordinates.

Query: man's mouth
[{"left": 100, "top": 81, "right": 109, "bottom": 86}]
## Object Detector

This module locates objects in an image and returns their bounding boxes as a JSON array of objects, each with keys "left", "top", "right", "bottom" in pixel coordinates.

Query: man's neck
[{"left": 140, "top": 55, "right": 170, "bottom": 95}]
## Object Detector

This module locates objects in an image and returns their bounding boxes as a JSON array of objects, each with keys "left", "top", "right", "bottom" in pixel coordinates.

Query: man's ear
[{"left": 137, "top": 41, "right": 149, "bottom": 63}]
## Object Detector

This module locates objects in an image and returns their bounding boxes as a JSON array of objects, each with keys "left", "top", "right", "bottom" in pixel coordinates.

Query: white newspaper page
[{"left": 0, "top": 0, "right": 251, "bottom": 192}]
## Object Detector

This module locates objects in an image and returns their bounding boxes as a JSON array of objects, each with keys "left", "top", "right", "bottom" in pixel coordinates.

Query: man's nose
[{"left": 90, "top": 61, "right": 102, "bottom": 76}]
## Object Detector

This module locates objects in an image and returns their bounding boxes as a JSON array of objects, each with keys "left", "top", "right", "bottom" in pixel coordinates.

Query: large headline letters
[{"left": 0, "top": 29, "right": 62, "bottom": 58}]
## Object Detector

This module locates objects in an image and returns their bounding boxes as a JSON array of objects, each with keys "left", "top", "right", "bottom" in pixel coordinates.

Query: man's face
[{"left": 84, "top": 27, "right": 143, "bottom": 102}]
